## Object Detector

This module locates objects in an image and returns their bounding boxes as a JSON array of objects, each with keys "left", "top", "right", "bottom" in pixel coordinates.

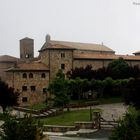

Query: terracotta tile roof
[
  {"left": 74, "top": 53, "right": 140, "bottom": 61},
  {"left": 40, "top": 43, "right": 75, "bottom": 51},
  {"left": 0, "top": 55, "right": 19, "bottom": 62},
  {"left": 40, "top": 40, "right": 115, "bottom": 53},
  {"left": 133, "top": 51, "right": 140, "bottom": 54},
  {"left": 7, "top": 62, "right": 49, "bottom": 71}
]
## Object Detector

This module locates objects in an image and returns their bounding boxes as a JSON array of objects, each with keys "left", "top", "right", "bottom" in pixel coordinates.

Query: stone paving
[
  {"left": 70, "top": 103, "right": 128, "bottom": 121},
  {"left": 93, "top": 103, "right": 128, "bottom": 121}
]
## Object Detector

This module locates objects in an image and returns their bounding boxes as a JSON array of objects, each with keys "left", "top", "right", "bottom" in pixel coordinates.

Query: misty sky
[{"left": 0, "top": 0, "right": 140, "bottom": 57}]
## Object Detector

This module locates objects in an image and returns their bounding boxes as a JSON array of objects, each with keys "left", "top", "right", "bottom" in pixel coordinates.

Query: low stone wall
[
  {"left": 75, "top": 121, "right": 95, "bottom": 129},
  {"left": 43, "top": 125, "right": 75, "bottom": 132},
  {"left": 43, "top": 121, "right": 96, "bottom": 132}
]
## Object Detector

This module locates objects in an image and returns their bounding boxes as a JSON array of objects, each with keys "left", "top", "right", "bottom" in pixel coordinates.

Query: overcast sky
[{"left": 0, "top": 0, "right": 140, "bottom": 57}]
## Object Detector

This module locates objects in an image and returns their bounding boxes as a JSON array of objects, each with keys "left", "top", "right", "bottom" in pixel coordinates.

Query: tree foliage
[
  {"left": 123, "top": 78, "right": 140, "bottom": 109},
  {"left": 67, "top": 58, "right": 140, "bottom": 80},
  {"left": 110, "top": 107, "right": 140, "bottom": 140},
  {"left": 0, "top": 114, "right": 44, "bottom": 140},
  {"left": 67, "top": 65, "right": 94, "bottom": 80},
  {"left": 48, "top": 70, "right": 70, "bottom": 108},
  {"left": 68, "top": 78, "right": 90, "bottom": 100},
  {"left": 107, "top": 57, "right": 129, "bottom": 79},
  {"left": 0, "top": 79, "right": 19, "bottom": 112}
]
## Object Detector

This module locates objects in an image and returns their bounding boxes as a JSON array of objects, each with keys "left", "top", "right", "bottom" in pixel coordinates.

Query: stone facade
[
  {"left": 20, "top": 37, "right": 34, "bottom": 60},
  {"left": 40, "top": 49, "right": 74, "bottom": 80},
  {"left": 6, "top": 70, "right": 49, "bottom": 106},
  {"left": 1, "top": 35, "right": 140, "bottom": 106}
]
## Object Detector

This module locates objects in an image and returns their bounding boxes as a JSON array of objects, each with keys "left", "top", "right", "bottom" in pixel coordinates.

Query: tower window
[
  {"left": 61, "top": 53, "right": 65, "bottom": 58},
  {"left": 29, "top": 73, "right": 33, "bottom": 78},
  {"left": 41, "top": 73, "right": 46, "bottom": 78},
  {"left": 31, "top": 86, "right": 36, "bottom": 92},
  {"left": 22, "top": 86, "right": 27, "bottom": 91},
  {"left": 22, "top": 97, "right": 28, "bottom": 102},
  {"left": 22, "top": 73, "right": 27, "bottom": 78},
  {"left": 61, "top": 64, "right": 65, "bottom": 70},
  {"left": 25, "top": 54, "right": 29, "bottom": 58}
]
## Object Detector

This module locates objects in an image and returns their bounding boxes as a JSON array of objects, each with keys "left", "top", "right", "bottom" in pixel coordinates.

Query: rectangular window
[
  {"left": 43, "top": 88, "right": 47, "bottom": 93},
  {"left": 22, "top": 97, "right": 28, "bottom": 102},
  {"left": 22, "top": 86, "right": 27, "bottom": 91},
  {"left": 61, "top": 64, "right": 65, "bottom": 70},
  {"left": 31, "top": 86, "right": 36, "bottom": 92},
  {"left": 61, "top": 53, "right": 65, "bottom": 58}
]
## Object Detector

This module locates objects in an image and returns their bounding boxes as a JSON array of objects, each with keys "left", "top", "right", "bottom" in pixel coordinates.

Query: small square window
[
  {"left": 61, "top": 53, "right": 65, "bottom": 58},
  {"left": 22, "top": 97, "right": 28, "bottom": 102},
  {"left": 22, "top": 86, "right": 27, "bottom": 91},
  {"left": 43, "top": 88, "right": 47, "bottom": 93},
  {"left": 61, "top": 64, "right": 65, "bottom": 70},
  {"left": 31, "top": 86, "right": 36, "bottom": 92}
]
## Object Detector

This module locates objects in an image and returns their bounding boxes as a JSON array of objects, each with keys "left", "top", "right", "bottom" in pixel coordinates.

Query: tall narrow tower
[{"left": 20, "top": 37, "right": 34, "bottom": 59}]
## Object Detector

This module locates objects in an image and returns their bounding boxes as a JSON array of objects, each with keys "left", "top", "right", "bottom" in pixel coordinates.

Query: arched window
[
  {"left": 22, "top": 73, "right": 27, "bottom": 78},
  {"left": 29, "top": 73, "right": 33, "bottom": 78},
  {"left": 41, "top": 73, "right": 46, "bottom": 78}
]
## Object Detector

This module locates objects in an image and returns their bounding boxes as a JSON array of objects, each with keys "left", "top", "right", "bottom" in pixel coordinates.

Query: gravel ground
[{"left": 93, "top": 103, "right": 128, "bottom": 121}]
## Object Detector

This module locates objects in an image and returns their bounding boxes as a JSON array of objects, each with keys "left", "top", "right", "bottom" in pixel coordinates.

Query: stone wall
[
  {"left": 0, "top": 62, "right": 15, "bottom": 81},
  {"left": 40, "top": 51, "right": 50, "bottom": 67},
  {"left": 49, "top": 49, "right": 73, "bottom": 80},
  {"left": 7, "top": 71, "right": 49, "bottom": 106},
  {"left": 127, "top": 60, "right": 140, "bottom": 67},
  {"left": 20, "top": 38, "right": 34, "bottom": 59},
  {"left": 74, "top": 59, "right": 111, "bottom": 70}
]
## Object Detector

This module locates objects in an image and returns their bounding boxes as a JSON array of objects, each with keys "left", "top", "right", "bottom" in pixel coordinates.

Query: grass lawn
[
  {"left": 29, "top": 103, "right": 47, "bottom": 111},
  {"left": 40, "top": 109, "right": 101, "bottom": 126}
]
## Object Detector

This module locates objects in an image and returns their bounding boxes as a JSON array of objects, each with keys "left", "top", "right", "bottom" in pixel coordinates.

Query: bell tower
[{"left": 20, "top": 37, "right": 34, "bottom": 59}]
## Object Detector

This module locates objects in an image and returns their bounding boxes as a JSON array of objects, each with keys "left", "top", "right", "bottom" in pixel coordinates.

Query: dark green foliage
[
  {"left": 107, "top": 57, "right": 129, "bottom": 79},
  {"left": 67, "top": 65, "right": 94, "bottom": 80},
  {"left": 68, "top": 78, "right": 90, "bottom": 100},
  {"left": 0, "top": 114, "right": 44, "bottom": 140},
  {"left": 48, "top": 70, "right": 70, "bottom": 108},
  {"left": 0, "top": 79, "right": 19, "bottom": 112},
  {"left": 67, "top": 58, "right": 140, "bottom": 80},
  {"left": 110, "top": 108, "right": 140, "bottom": 140},
  {"left": 123, "top": 78, "right": 140, "bottom": 109}
]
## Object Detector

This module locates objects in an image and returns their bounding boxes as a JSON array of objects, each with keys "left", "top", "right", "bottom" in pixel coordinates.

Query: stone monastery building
[{"left": 0, "top": 35, "right": 140, "bottom": 106}]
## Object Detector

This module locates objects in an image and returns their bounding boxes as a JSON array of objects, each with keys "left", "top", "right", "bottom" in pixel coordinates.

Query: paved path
[
  {"left": 93, "top": 103, "right": 127, "bottom": 121},
  {"left": 70, "top": 103, "right": 127, "bottom": 121},
  {"left": 49, "top": 136, "right": 107, "bottom": 140}
]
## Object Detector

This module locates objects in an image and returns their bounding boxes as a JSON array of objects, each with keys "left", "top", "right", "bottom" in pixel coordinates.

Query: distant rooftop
[
  {"left": 7, "top": 61, "right": 49, "bottom": 71},
  {"left": 40, "top": 35, "right": 115, "bottom": 53},
  {"left": 74, "top": 53, "right": 140, "bottom": 61},
  {"left": 0, "top": 55, "right": 19, "bottom": 62}
]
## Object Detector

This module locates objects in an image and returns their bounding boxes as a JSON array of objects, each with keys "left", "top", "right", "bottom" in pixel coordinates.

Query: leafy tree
[
  {"left": 69, "top": 78, "right": 90, "bottom": 100},
  {"left": 48, "top": 70, "right": 70, "bottom": 110},
  {"left": 110, "top": 107, "right": 140, "bottom": 140},
  {"left": 128, "top": 65, "right": 140, "bottom": 78},
  {"left": 67, "top": 65, "right": 94, "bottom": 80},
  {"left": 123, "top": 78, "right": 140, "bottom": 109},
  {"left": 0, "top": 113, "right": 45, "bottom": 140},
  {"left": 0, "top": 79, "right": 19, "bottom": 112},
  {"left": 94, "top": 67, "right": 107, "bottom": 80},
  {"left": 107, "top": 57, "right": 129, "bottom": 79}
]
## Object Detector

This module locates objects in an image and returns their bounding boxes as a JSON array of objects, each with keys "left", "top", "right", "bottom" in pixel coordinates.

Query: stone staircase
[
  {"left": 100, "top": 117, "right": 118, "bottom": 130},
  {"left": 13, "top": 107, "right": 57, "bottom": 118}
]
